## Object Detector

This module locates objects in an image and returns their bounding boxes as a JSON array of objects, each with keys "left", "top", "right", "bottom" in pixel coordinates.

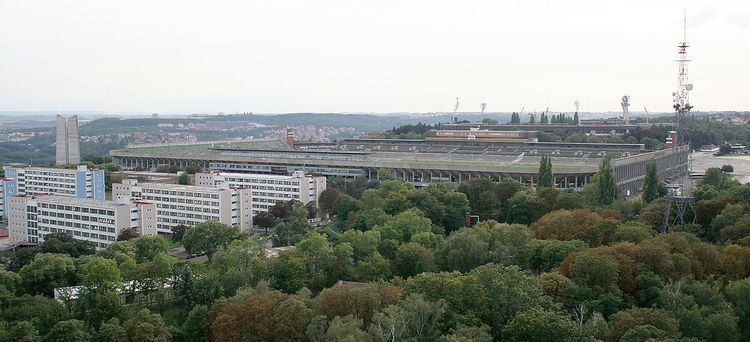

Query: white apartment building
[
  {"left": 7, "top": 194, "right": 156, "bottom": 249},
  {"left": 112, "top": 180, "right": 252, "bottom": 234},
  {"left": 195, "top": 171, "right": 326, "bottom": 214},
  {"left": 2, "top": 165, "right": 105, "bottom": 200}
]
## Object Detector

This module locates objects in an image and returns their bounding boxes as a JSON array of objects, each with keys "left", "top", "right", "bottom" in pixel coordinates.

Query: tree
[
  {"left": 305, "top": 201, "right": 319, "bottom": 220},
  {"left": 573, "top": 112, "right": 579, "bottom": 125},
  {"left": 504, "top": 190, "right": 538, "bottom": 224},
  {"left": 184, "top": 163, "right": 203, "bottom": 174},
  {"left": 211, "top": 290, "right": 301, "bottom": 341},
  {"left": 720, "top": 215, "right": 750, "bottom": 244},
  {"left": 589, "top": 155, "right": 619, "bottom": 206},
  {"left": 2, "top": 295, "right": 68, "bottom": 336},
  {"left": 123, "top": 309, "right": 171, "bottom": 342},
  {"left": 81, "top": 256, "right": 121, "bottom": 287},
  {"left": 45, "top": 319, "right": 91, "bottom": 342},
  {"left": 72, "top": 287, "right": 125, "bottom": 329},
  {"left": 271, "top": 297, "right": 314, "bottom": 341},
  {"left": 567, "top": 252, "right": 620, "bottom": 291},
  {"left": 269, "top": 201, "right": 293, "bottom": 219},
  {"left": 178, "top": 172, "right": 190, "bottom": 185},
  {"left": 19, "top": 253, "right": 77, "bottom": 296},
  {"left": 314, "top": 284, "right": 401, "bottom": 326},
  {"left": 182, "top": 221, "right": 243, "bottom": 260},
  {"left": 319, "top": 188, "right": 341, "bottom": 216},
  {"left": 341, "top": 229, "right": 381, "bottom": 261},
  {"left": 633, "top": 271, "right": 663, "bottom": 308},
  {"left": 440, "top": 324, "right": 493, "bottom": 342},
  {"left": 521, "top": 239, "right": 588, "bottom": 272},
  {"left": 39, "top": 232, "right": 95, "bottom": 257},
  {"left": 116, "top": 228, "right": 139, "bottom": 241},
  {"left": 502, "top": 308, "right": 576, "bottom": 342},
  {"left": 325, "top": 315, "right": 369, "bottom": 341},
  {"left": 720, "top": 244, "right": 750, "bottom": 280},
  {"left": 330, "top": 242, "right": 355, "bottom": 282},
  {"left": 369, "top": 304, "right": 408, "bottom": 341},
  {"left": 725, "top": 278, "right": 750, "bottom": 339},
  {"left": 537, "top": 272, "right": 573, "bottom": 302},
  {"left": 354, "top": 252, "right": 392, "bottom": 282},
  {"left": 537, "top": 154, "right": 554, "bottom": 188},
  {"left": 393, "top": 243, "right": 434, "bottom": 278},
  {"left": 274, "top": 219, "right": 313, "bottom": 248},
  {"left": 181, "top": 305, "right": 211, "bottom": 342},
  {"left": 253, "top": 211, "right": 276, "bottom": 234},
  {"left": 605, "top": 308, "right": 678, "bottom": 342},
  {"left": 95, "top": 318, "right": 127, "bottom": 342},
  {"left": 642, "top": 160, "right": 665, "bottom": 203},
  {"left": 530, "top": 209, "right": 604, "bottom": 241},
  {"left": 269, "top": 252, "right": 309, "bottom": 293},
  {"left": 722, "top": 164, "right": 734, "bottom": 173},
  {"left": 374, "top": 208, "right": 433, "bottom": 244},
  {"left": 397, "top": 294, "right": 446, "bottom": 341},
  {"left": 6, "top": 321, "right": 41, "bottom": 342},
  {"left": 171, "top": 224, "right": 188, "bottom": 242},
  {"left": 510, "top": 112, "right": 521, "bottom": 124},
  {"left": 133, "top": 235, "right": 170, "bottom": 262}
]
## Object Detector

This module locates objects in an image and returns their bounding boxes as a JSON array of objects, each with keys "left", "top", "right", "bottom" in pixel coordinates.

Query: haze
[{"left": 1, "top": 0, "right": 748, "bottom": 114}]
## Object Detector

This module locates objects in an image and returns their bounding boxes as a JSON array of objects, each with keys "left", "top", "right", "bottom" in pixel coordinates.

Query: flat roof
[
  {"left": 29, "top": 195, "right": 131, "bottom": 208},
  {"left": 206, "top": 171, "right": 317, "bottom": 180},
  {"left": 134, "top": 182, "right": 232, "bottom": 192}
]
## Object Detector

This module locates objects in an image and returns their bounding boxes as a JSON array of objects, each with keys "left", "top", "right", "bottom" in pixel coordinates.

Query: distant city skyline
[{"left": 1, "top": 0, "right": 749, "bottom": 113}]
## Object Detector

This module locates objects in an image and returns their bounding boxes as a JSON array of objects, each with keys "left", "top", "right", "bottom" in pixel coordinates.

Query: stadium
[{"left": 110, "top": 132, "right": 688, "bottom": 195}]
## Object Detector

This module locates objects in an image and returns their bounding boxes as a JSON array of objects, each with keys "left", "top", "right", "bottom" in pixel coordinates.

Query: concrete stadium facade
[{"left": 110, "top": 139, "right": 688, "bottom": 196}]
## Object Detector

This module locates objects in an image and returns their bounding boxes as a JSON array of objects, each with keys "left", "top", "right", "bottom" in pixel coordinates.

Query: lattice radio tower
[{"left": 661, "top": 12, "right": 696, "bottom": 232}]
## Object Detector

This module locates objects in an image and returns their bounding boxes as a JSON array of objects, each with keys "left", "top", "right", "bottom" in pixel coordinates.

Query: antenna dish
[{"left": 686, "top": 84, "right": 693, "bottom": 91}]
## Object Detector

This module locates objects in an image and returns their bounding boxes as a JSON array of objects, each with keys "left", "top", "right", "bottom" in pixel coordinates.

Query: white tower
[
  {"left": 55, "top": 115, "right": 80, "bottom": 165},
  {"left": 621, "top": 95, "right": 631, "bottom": 124},
  {"left": 450, "top": 97, "right": 460, "bottom": 124}
]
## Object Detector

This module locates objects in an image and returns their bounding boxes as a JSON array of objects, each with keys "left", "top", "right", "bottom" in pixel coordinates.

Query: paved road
[{"left": 691, "top": 152, "right": 750, "bottom": 184}]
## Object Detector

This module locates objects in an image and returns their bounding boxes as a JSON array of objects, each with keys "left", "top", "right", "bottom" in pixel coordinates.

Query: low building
[
  {"left": 112, "top": 179, "right": 253, "bottom": 234},
  {"left": 195, "top": 171, "right": 326, "bottom": 214},
  {"left": 7, "top": 194, "right": 157, "bottom": 248},
  {"left": 2, "top": 165, "right": 105, "bottom": 199}
]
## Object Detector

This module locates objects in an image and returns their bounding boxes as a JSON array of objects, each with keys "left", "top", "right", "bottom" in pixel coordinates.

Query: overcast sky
[{"left": 1, "top": 0, "right": 748, "bottom": 114}]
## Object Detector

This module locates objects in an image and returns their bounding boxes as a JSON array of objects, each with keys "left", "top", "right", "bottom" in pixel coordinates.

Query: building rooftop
[
  {"left": 207, "top": 171, "right": 317, "bottom": 180},
  {"left": 27, "top": 194, "right": 132, "bottom": 208},
  {"left": 116, "top": 139, "right": 288, "bottom": 157},
  {"left": 132, "top": 182, "right": 233, "bottom": 192}
]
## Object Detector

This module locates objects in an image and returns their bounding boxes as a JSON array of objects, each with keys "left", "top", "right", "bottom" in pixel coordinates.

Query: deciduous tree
[{"left": 183, "top": 221, "right": 243, "bottom": 260}]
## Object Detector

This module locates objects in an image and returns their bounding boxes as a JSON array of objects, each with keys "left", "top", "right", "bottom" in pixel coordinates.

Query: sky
[{"left": 1, "top": 0, "right": 748, "bottom": 114}]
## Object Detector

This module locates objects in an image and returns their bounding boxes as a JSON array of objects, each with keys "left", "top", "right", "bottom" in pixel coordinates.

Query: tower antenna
[
  {"left": 480, "top": 103, "right": 487, "bottom": 114},
  {"left": 662, "top": 10, "right": 696, "bottom": 232}
]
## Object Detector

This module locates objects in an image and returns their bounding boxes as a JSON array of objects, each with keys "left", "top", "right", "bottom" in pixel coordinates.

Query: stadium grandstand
[{"left": 110, "top": 135, "right": 687, "bottom": 195}]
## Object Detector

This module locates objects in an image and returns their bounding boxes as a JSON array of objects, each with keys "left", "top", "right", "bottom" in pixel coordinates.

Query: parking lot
[{"left": 692, "top": 151, "right": 750, "bottom": 184}]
